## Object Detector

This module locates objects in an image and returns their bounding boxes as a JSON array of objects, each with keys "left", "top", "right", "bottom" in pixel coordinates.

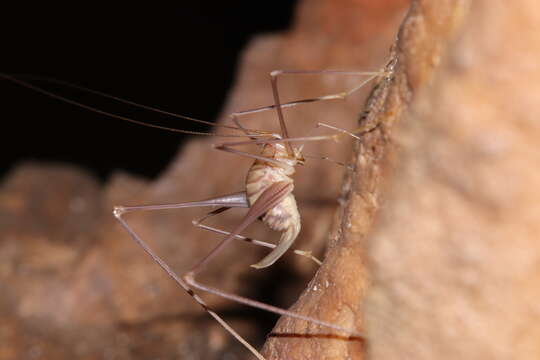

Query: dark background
[{"left": 2, "top": 2, "right": 296, "bottom": 181}]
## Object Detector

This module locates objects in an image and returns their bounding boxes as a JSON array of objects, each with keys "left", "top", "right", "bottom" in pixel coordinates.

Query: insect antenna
[{"left": 0, "top": 73, "right": 271, "bottom": 138}]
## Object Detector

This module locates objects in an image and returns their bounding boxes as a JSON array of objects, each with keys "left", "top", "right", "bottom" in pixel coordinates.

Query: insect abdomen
[{"left": 246, "top": 159, "right": 301, "bottom": 269}]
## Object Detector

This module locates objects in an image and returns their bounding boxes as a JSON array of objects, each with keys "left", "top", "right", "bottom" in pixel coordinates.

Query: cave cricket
[{"left": 1, "top": 63, "right": 393, "bottom": 359}]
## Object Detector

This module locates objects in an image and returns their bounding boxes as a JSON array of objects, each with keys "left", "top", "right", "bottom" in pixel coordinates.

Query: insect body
[
  {"left": 1, "top": 67, "right": 391, "bottom": 360},
  {"left": 246, "top": 141, "right": 303, "bottom": 268}
]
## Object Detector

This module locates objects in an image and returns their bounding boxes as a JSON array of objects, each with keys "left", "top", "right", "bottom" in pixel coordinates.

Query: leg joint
[{"left": 112, "top": 206, "right": 125, "bottom": 218}]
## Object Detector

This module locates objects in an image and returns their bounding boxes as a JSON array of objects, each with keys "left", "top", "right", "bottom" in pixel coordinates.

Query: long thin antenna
[{"left": 1, "top": 74, "right": 266, "bottom": 137}]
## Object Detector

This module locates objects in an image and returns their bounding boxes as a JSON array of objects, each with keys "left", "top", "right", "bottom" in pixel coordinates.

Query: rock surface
[{"left": 263, "top": 0, "right": 540, "bottom": 359}]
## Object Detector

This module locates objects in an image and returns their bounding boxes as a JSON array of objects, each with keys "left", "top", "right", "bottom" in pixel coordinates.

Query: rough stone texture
[
  {"left": 0, "top": 1, "right": 408, "bottom": 359},
  {"left": 263, "top": 0, "right": 540, "bottom": 359},
  {"left": 263, "top": 0, "right": 540, "bottom": 360},
  {"left": 366, "top": 1, "right": 540, "bottom": 359}
]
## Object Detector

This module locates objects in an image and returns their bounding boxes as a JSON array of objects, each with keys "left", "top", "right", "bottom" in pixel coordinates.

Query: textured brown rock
[
  {"left": 0, "top": 1, "right": 408, "bottom": 359},
  {"left": 264, "top": 0, "right": 540, "bottom": 359},
  {"left": 366, "top": 1, "right": 540, "bottom": 359}
]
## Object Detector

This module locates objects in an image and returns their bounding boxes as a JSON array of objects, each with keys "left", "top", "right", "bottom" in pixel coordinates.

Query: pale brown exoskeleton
[{"left": 1, "top": 65, "right": 393, "bottom": 359}]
